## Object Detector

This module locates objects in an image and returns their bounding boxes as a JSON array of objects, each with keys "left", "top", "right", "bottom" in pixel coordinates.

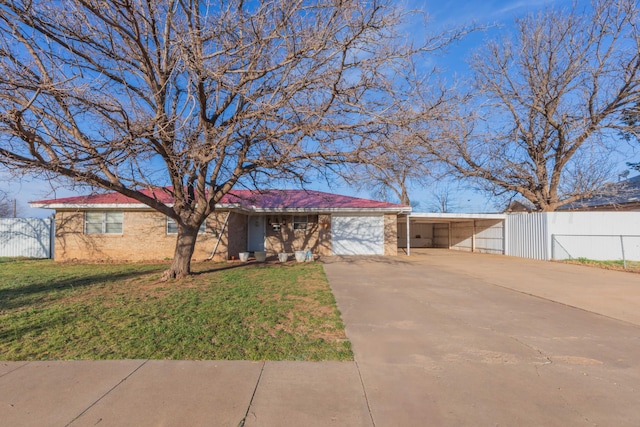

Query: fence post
[
  {"left": 551, "top": 234, "right": 555, "bottom": 260},
  {"left": 620, "top": 235, "right": 626, "bottom": 269}
]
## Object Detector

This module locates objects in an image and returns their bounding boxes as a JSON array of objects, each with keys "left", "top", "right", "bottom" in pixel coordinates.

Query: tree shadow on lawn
[
  {"left": 320, "top": 255, "right": 414, "bottom": 266},
  {"left": 2, "top": 260, "right": 300, "bottom": 310},
  {"left": 0, "top": 269, "right": 162, "bottom": 311},
  {"left": 194, "top": 257, "right": 415, "bottom": 274},
  {"left": 190, "top": 259, "right": 303, "bottom": 276},
  {"left": 0, "top": 311, "right": 71, "bottom": 353}
]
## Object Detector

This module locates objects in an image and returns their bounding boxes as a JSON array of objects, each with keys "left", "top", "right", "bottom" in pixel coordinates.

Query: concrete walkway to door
[{"left": 323, "top": 251, "right": 640, "bottom": 426}]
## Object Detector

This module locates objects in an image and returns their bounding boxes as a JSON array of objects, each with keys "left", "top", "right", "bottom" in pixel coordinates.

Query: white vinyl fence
[
  {"left": 0, "top": 218, "right": 54, "bottom": 258},
  {"left": 506, "top": 212, "right": 640, "bottom": 263}
]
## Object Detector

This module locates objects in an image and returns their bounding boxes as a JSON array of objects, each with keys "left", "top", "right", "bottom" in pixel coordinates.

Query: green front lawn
[{"left": 0, "top": 259, "right": 352, "bottom": 361}]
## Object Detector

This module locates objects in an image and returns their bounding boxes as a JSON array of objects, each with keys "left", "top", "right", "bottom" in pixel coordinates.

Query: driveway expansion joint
[
  {"left": 354, "top": 360, "right": 376, "bottom": 427},
  {"left": 65, "top": 359, "right": 149, "bottom": 427},
  {"left": 0, "top": 361, "right": 31, "bottom": 379},
  {"left": 238, "top": 360, "right": 265, "bottom": 427}
]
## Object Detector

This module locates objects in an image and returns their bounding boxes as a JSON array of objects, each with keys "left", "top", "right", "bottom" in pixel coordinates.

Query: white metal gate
[{"left": 0, "top": 218, "right": 54, "bottom": 258}]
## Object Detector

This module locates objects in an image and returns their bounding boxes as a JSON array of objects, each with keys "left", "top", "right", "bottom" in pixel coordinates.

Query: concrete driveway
[{"left": 323, "top": 250, "right": 640, "bottom": 427}]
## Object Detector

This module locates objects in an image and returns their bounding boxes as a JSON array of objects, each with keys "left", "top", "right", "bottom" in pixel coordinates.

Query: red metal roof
[
  {"left": 32, "top": 187, "right": 175, "bottom": 205},
  {"left": 31, "top": 188, "right": 408, "bottom": 211}
]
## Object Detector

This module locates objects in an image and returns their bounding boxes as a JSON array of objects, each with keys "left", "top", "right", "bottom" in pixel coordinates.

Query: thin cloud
[
  {"left": 415, "top": 0, "right": 572, "bottom": 28},
  {"left": 494, "top": 0, "right": 561, "bottom": 16}
]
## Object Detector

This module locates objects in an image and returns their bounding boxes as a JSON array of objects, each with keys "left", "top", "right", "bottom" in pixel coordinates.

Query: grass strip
[{"left": 560, "top": 257, "right": 640, "bottom": 273}]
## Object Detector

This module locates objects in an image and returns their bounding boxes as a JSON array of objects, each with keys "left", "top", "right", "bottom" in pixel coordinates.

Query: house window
[
  {"left": 293, "top": 215, "right": 308, "bottom": 230},
  {"left": 166, "top": 218, "right": 206, "bottom": 234},
  {"left": 85, "top": 211, "right": 123, "bottom": 234}
]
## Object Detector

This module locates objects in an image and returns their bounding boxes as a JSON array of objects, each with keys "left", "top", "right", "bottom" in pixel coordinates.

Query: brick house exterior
[{"left": 31, "top": 189, "right": 409, "bottom": 262}]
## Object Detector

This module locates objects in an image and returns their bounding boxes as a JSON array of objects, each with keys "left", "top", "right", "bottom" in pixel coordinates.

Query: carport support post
[
  {"left": 406, "top": 215, "right": 411, "bottom": 256},
  {"left": 472, "top": 221, "right": 476, "bottom": 253}
]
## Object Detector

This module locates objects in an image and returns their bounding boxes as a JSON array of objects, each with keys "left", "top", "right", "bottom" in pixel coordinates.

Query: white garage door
[{"left": 331, "top": 215, "right": 384, "bottom": 255}]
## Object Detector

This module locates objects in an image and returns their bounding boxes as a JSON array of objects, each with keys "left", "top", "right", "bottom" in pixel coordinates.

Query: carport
[{"left": 398, "top": 213, "right": 507, "bottom": 256}]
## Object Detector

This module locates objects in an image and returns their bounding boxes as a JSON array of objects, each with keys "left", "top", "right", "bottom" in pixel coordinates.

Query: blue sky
[{"left": 3, "top": 0, "right": 639, "bottom": 217}]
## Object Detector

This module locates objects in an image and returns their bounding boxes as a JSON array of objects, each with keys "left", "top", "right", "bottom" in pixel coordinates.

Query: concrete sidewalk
[{"left": 0, "top": 360, "right": 372, "bottom": 427}]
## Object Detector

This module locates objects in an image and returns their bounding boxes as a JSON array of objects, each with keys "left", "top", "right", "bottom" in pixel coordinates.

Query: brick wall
[
  {"left": 384, "top": 213, "right": 398, "bottom": 256},
  {"left": 54, "top": 209, "right": 238, "bottom": 262},
  {"left": 317, "top": 214, "right": 332, "bottom": 256},
  {"left": 264, "top": 214, "right": 331, "bottom": 256},
  {"left": 225, "top": 212, "right": 248, "bottom": 260}
]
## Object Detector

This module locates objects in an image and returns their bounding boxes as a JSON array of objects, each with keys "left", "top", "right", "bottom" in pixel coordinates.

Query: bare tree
[
  {"left": 0, "top": 0, "right": 422, "bottom": 278},
  {"left": 0, "top": 190, "right": 14, "bottom": 217},
  {"left": 421, "top": 0, "right": 640, "bottom": 211},
  {"left": 426, "top": 184, "right": 461, "bottom": 213}
]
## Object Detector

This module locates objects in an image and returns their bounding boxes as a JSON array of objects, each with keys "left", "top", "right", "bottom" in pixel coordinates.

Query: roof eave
[
  {"left": 404, "top": 212, "right": 506, "bottom": 221},
  {"left": 250, "top": 207, "right": 412, "bottom": 214},
  {"left": 29, "top": 203, "right": 411, "bottom": 214},
  {"left": 29, "top": 203, "right": 153, "bottom": 209}
]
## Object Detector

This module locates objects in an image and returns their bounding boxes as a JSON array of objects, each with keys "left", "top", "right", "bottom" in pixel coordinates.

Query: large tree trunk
[{"left": 161, "top": 225, "right": 199, "bottom": 280}]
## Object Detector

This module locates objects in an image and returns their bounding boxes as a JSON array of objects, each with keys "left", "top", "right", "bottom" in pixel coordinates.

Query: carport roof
[{"left": 403, "top": 212, "right": 506, "bottom": 222}]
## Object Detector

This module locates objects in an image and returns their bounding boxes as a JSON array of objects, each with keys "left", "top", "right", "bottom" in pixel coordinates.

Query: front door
[{"left": 247, "top": 216, "right": 265, "bottom": 252}]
